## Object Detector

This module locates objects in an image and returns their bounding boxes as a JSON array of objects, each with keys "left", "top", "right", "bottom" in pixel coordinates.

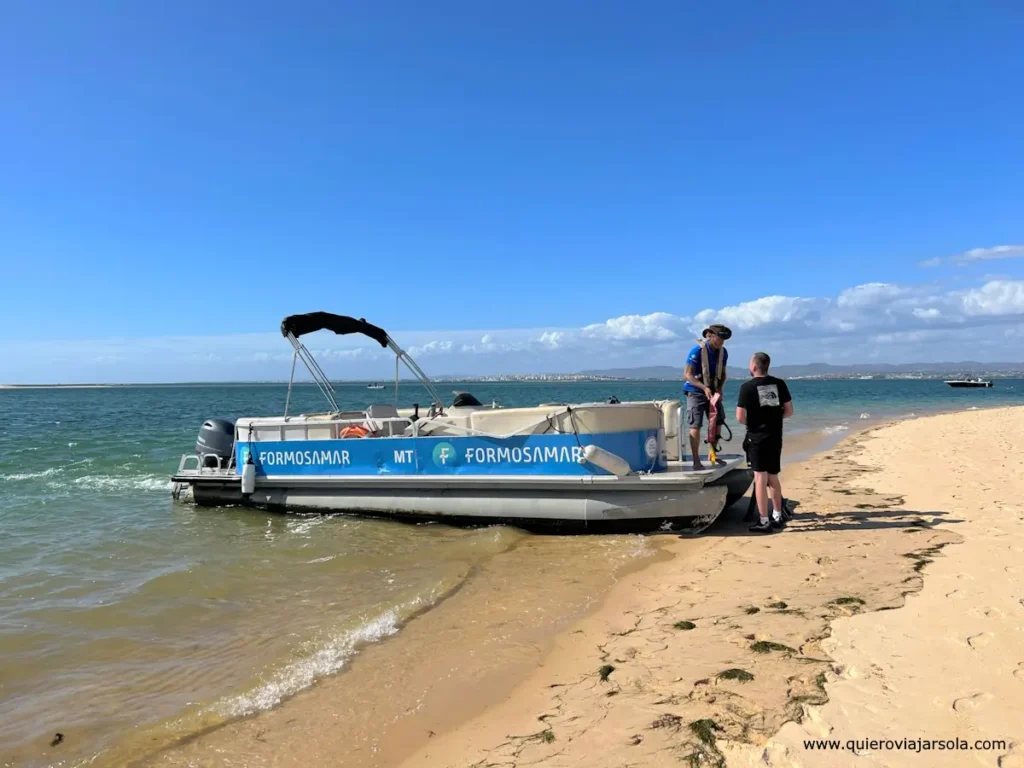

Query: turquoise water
[{"left": 1, "top": 379, "right": 1020, "bottom": 767}]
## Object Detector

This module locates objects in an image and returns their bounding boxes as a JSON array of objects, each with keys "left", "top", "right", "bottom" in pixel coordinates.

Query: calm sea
[{"left": 1, "top": 379, "right": 1020, "bottom": 766}]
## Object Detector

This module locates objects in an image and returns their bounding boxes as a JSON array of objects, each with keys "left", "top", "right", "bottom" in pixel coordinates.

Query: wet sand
[
  {"left": 125, "top": 409, "right": 1023, "bottom": 767},
  {"left": 395, "top": 408, "right": 1023, "bottom": 767}
]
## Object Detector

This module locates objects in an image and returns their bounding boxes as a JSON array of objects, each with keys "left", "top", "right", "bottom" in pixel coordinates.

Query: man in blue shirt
[{"left": 683, "top": 324, "right": 732, "bottom": 470}]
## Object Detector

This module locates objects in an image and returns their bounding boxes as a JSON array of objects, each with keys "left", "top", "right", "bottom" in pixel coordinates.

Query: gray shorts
[{"left": 686, "top": 391, "right": 710, "bottom": 429}]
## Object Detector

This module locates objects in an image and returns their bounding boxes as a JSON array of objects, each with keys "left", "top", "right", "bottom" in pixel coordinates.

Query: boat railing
[
  {"left": 176, "top": 453, "right": 234, "bottom": 475},
  {"left": 236, "top": 416, "right": 417, "bottom": 442},
  {"left": 235, "top": 407, "right": 594, "bottom": 442}
]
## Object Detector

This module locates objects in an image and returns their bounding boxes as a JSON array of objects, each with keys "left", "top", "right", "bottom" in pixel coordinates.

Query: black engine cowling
[{"left": 196, "top": 418, "right": 235, "bottom": 468}]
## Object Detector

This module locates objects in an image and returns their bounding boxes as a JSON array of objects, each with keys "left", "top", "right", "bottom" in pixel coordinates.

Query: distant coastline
[
  {"left": 3, "top": 361, "right": 1022, "bottom": 388},
  {"left": 0, "top": 384, "right": 123, "bottom": 390}
]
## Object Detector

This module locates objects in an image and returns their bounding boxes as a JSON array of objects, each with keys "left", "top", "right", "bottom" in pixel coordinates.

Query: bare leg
[
  {"left": 689, "top": 428, "right": 703, "bottom": 470},
  {"left": 754, "top": 471, "right": 769, "bottom": 522},
  {"left": 768, "top": 474, "right": 784, "bottom": 518}
]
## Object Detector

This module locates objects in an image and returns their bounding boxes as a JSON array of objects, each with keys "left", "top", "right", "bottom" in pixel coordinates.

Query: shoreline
[
  {"left": 122, "top": 417, "right": 870, "bottom": 765},
  {"left": 396, "top": 407, "right": 1024, "bottom": 767},
  {"left": 39, "top": 405, "right": 1022, "bottom": 767},
  {"left": 113, "top": 429, "right": 837, "bottom": 768}
]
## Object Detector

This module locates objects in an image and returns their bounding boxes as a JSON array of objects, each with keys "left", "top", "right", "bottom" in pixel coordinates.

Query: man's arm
[
  {"left": 735, "top": 382, "right": 748, "bottom": 424},
  {"left": 684, "top": 363, "right": 711, "bottom": 398},
  {"left": 783, "top": 401, "right": 794, "bottom": 419},
  {"left": 780, "top": 381, "right": 793, "bottom": 419}
]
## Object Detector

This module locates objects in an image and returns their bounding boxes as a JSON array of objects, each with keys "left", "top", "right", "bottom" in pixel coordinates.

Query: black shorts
[{"left": 744, "top": 433, "right": 782, "bottom": 474}]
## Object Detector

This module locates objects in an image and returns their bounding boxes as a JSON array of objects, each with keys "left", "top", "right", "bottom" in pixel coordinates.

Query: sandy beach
[{"left": 134, "top": 407, "right": 1023, "bottom": 768}]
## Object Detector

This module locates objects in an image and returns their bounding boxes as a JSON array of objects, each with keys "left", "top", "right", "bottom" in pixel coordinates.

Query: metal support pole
[{"left": 285, "top": 349, "right": 298, "bottom": 418}]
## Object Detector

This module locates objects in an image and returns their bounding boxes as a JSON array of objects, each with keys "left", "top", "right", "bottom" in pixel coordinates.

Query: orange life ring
[{"left": 339, "top": 424, "right": 371, "bottom": 438}]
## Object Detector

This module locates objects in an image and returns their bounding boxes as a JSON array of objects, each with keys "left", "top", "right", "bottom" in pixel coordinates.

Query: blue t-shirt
[{"left": 683, "top": 343, "right": 728, "bottom": 393}]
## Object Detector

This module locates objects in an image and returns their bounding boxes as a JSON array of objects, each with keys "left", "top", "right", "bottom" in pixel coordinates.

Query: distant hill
[{"left": 578, "top": 362, "right": 1024, "bottom": 379}]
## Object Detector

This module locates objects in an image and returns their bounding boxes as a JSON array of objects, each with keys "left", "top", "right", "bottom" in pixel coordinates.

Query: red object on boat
[{"left": 706, "top": 392, "right": 723, "bottom": 461}]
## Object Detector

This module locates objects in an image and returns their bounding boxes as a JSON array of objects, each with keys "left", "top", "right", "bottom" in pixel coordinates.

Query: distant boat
[
  {"left": 367, "top": 383, "right": 385, "bottom": 390},
  {"left": 944, "top": 378, "right": 993, "bottom": 388}
]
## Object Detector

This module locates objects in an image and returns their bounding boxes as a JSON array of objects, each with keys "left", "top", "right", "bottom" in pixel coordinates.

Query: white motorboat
[
  {"left": 171, "top": 313, "right": 752, "bottom": 532},
  {"left": 944, "top": 377, "right": 993, "bottom": 388}
]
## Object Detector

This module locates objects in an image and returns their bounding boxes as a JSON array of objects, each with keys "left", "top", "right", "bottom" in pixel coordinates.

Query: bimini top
[{"left": 280, "top": 312, "right": 389, "bottom": 348}]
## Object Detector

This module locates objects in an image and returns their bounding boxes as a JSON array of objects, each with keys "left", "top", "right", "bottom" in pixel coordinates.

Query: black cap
[{"left": 702, "top": 324, "right": 732, "bottom": 340}]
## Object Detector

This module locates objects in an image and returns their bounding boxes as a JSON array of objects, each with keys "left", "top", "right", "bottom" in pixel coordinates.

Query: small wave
[
  {"left": 68, "top": 441, "right": 78, "bottom": 448},
  {"left": 821, "top": 425, "right": 849, "bottom": 435},
  {"left": 625, "top": 535, "right": 655, "bottom": 560},
  {"left": 215, "top": 592, "right": 436, "bottom": 718},
  {"left": 73, "top": 474, "right": 170, "bottom": 492},
  {"left": 286, "top": 516, "right": 329, "bottom": 536},
  {"left": 859, "top": 413, "right": 870, "bottom": 419},
  {"left": 1, "top": 467, "right": 64, "bottom": 481},
  {"left": 305, "top": 555, "right": 337, "bottom": 564}
]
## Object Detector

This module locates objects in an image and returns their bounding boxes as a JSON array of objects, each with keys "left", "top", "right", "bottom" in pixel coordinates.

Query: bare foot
[{"left": 692, "top": 461, "right": 705, "bottom": 471}]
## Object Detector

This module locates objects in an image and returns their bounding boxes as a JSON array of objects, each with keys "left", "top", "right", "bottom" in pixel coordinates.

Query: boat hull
[{"left": 173, "top": 466, "right": 752, "bottom": 534}]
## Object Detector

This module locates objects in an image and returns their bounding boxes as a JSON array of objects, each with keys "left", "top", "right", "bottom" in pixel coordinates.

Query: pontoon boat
[{"left": 171, "top": 313, "right": 753, "bottom": 532}]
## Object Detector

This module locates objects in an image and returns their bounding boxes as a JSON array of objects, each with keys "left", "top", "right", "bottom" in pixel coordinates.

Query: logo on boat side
[
  {"left": 644, "top": 436, "right": 659, "bottom": 459},
  {"left": 432, "top": 442, "right": 457, "bottom": 467}
]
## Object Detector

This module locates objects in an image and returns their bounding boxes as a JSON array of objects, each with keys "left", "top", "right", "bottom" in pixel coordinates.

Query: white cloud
[
  {"left": 5, "top": 277, "right": 1024, "bottom": 383},
  {"left": 836, "top": 283, "right": 909, "bottom": 308},
  {"left": 960, "top": 279, "right": 1024, "bottom": 316},
  {"left": 580, "top": 312, "right": 686, "bottom": 342},
  {"left": 694, "top": 295, "right": 823, "bottom": 330},
  {"left": 536, "top": 331, "right": 565, "bottom": 349},
  {"left": 920, "top": 244, "right": 1024, "bottom": 267},
  {"left": 407, "top": 340, "right": 454, "bottom": 356}
]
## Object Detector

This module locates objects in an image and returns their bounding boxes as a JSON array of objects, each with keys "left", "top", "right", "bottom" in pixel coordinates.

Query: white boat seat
[
  {"left": 469, "top": 403, "right": 662, "bottom": 436},
  {"left": 364, "top": 403, "right": 407, "bottom": 437}
]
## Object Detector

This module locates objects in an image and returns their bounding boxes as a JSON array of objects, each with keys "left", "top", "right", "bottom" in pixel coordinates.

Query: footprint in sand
[
  {"left": 966, "top": 632, "right": 994, "bottom": 650},
  {"left": 997, "top": 744, "right": 1024, "bottom": 768},
  {"left": 952, "top": 692, "right": 993, "bottom": 713},
  {"left": 945, "top": 589, "right": 965, "bottom": 600},
  {"left": 969, "top": 606, "right": 1006, "bottom": 620},
  {"left": 1006, "top": 565, "right": 1021, "bottom": 575},
  {"left": 1014, "top": 663, "right": 1024, "bottom": 681}
]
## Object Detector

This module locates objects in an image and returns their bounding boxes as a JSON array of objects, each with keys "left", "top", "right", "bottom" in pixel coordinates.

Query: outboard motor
[{"left": 196, "top": 418, "right": 235, "bottom": 468}]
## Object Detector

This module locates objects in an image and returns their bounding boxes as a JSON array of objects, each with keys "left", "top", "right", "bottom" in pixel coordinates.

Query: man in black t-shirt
[{"left": 736, "top": 351, "right": 793, "bottom": 533}]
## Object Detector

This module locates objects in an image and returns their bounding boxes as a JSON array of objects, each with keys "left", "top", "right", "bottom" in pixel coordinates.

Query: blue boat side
[{"left": 236, "top": 429, "right": 665, "bottom": 477}]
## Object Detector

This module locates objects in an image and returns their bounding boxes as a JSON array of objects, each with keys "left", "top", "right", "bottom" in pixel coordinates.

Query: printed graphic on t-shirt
[{"left": 757, "top": 384, "right": 780, "bottom": 407}]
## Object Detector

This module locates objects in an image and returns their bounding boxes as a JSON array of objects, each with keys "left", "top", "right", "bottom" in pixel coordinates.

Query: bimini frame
[{"left": 279, "top": 312, "right": 445, "bottom": 418}]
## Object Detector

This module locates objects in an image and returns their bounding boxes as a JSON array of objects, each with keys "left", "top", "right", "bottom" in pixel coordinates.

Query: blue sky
[{"left": 2, "top": 1, "right": 1023, "bottom": 382}]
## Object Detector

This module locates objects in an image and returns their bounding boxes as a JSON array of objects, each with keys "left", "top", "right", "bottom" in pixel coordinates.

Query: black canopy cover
[{"left": 280, "top": 313, "right": 389, "bottom": 347}]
